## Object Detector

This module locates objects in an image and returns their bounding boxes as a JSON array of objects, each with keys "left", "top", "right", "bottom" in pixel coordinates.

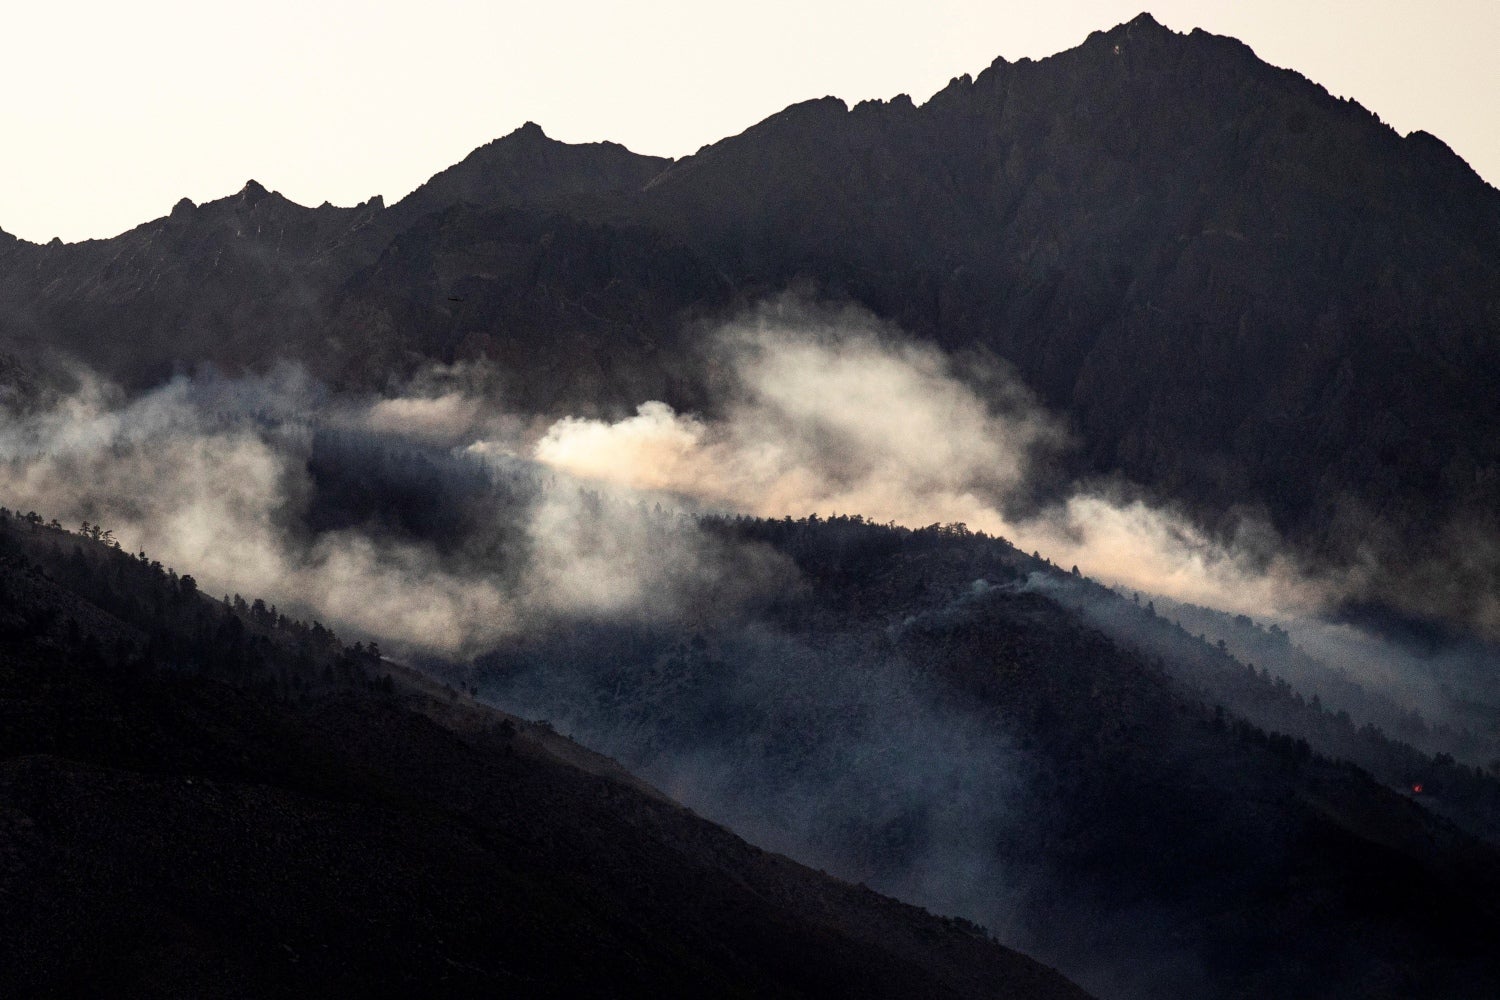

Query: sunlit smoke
[
  {"left": 0, "top": 301, "right": 1383, "bottom": 646},
  {"left": 0, "top": 365, "right": 789, "bottom": 654},
  {"left": 524, "top": 302, "right": 1328, "bottom": 620}
]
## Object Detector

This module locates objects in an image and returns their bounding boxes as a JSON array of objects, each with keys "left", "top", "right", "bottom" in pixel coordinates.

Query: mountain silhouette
[{"left": 4, "top": 14, "right": 1496, "bottom": 624}]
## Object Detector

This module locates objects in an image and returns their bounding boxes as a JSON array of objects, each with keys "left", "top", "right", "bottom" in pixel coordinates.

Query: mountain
[
  {"left": 4, "top": 14, "right": 1497, "bottom": 624},
  {"left": 0, "top": 183, "right": 387, "bottom": 387},
  {"left": 5, "top": 19, "right": 1500, "bottom": 995},
  {"left": 0, "top": 510, "right": 1090, "bottom": 1000},
  {"left": 610, "top": 12, "right": 1500, "bottom": 608},
  {"left": 381, "top": 121, "right": 671, "bottom": 232},
  {"left": 318, "top": 204, "right": 732, "bottom": 406}
]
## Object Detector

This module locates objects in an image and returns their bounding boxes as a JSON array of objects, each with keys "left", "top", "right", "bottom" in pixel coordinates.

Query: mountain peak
[
  {"left": 385, "top": 119, "right": 671, "bottom": 227},
  {"left": 1102, "top": 11, "right": 1170, "bottom": 38},
  {"left": 755, "top": 96, "right": 850, "bottom": 132},
  {"left": 1087, "top": 11, "right": 1176, "bottom": 48},
  {"left": 239, "top": 179, "right": 270, "bottom": 207}
]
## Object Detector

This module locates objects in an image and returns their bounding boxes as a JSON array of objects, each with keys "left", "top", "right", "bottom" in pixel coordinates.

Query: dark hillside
[
  {"left": 480, "top": 515, "right": 1500, "bottom": 1000},
  {"left": 319, "top": 204, "right": 732, "bottom": 405},
  {"left": 0, "top": 511, "right": 1090, "bottom": 1000}
]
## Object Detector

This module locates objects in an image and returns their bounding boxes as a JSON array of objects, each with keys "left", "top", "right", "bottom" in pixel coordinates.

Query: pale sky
[{"left": 2, "top": 1, "right": 1495, "bottom": 244}]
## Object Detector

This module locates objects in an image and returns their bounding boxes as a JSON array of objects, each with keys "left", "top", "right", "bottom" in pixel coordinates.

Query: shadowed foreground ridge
[{"left": 0, "top": 513, "right": 1089, "bottom": 1000}]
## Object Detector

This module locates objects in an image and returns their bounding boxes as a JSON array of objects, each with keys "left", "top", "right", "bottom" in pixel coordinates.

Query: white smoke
[
  {"left": 522, "top": 302, "right": 1329, "bottom": 620},
  {"left": 0, "top": 300, "right": 1355, "bottom": 651},
  {"left": 0, "top": 365, "right": 790, "bottom": 654}
]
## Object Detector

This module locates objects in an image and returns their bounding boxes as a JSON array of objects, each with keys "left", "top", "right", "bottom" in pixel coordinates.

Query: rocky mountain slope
[{"left": 625, "top": 14, "right": 1500, "bottom": 560}]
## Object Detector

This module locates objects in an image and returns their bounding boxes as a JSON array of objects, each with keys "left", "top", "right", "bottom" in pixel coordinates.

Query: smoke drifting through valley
[
  {"left": 0, "top": 298, "right": 1456, "bottom": 667},
  {"left": 527, "top": 301, "right": 1330, "bottom": 621},
  {"left": 0, "top": 362, "right": 792, "bottom": 654},
  {"left": 485, "top": 620, "right": 1033, "bottom": 936},
  {"left": 0, "top": 300, "right": 1333, "bottom": 659},
  {"left": 8, "top": 301, "right": 1500, "bottom": 1000}
]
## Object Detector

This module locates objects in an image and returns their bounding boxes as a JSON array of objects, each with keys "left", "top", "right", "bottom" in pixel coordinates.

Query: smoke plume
[
  {"left": 0, "top": 364, "right": 790, "bottom": 654},
  {"left": 523, "top": 301, "right": 1329, "bottom": 621}
]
